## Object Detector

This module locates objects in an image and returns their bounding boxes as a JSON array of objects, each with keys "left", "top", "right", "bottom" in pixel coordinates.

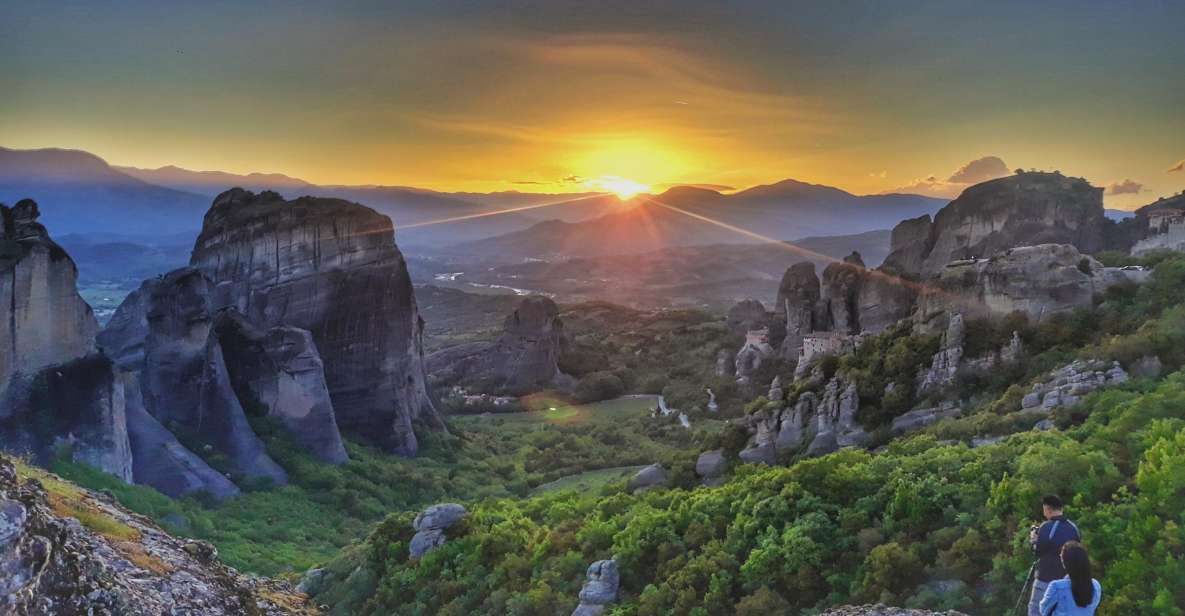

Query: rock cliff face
[
  {"left": 138, "top": 268, "right": 288, "bottom": 486},
  {"left": 882, "top": 172, "right": 1106, "bottom": 277},
  {"left": 0, "top": 199, "right": 97, "bottom": 392},
  {"left": 914, "top": 244, "right": 1133, "bottom": 323},
  {"left": 0, "top": 457, "right": 313, "bottom": 615},
  {"left": 0, "top": 200, "right": 134, "bottom": 483},
  {"left": 776, "top": 262, "right": 823, "bottom": 358},
  {"left": 216, "top": 311, "right": 348, "bottom": 465},
  {"left": 426, "top": 296, "right": 571, "bottom": 393},
  {"left": 0, "top": 355, "right": 132, "bottom": 482},
  {"left": 190, "top": 189, "right": 443, "bottom": 455}
]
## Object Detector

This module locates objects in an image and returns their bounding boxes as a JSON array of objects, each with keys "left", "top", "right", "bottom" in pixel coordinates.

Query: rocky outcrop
[
  {"left": 0, "top": 200, "right": 135, "bottom": 484},
  {"left": 777, "top": 262, "right": 823, "bottom": 358},
  {"left": 915, "top": 244, "right": 1133, "bottom": 322},
  {"left": 917, "top": 314, "right": 965, "bottom": 394},
  {"left": 0, "top": 200, "right": 98, "bottom": 393},
  {"left": 216, "top": 311, "right": 348, "bottom": 464},
  {"left": 726, "top": 299, "right": 770, "bottom": 334},
  {"left": 137, "top": 269, "right": 287, "bottom": 487},
  {"left": 426, "top": 296, "right": 571, "bottom": 394},
  {"left": 121, "top": 372, "right": 240, "bottom": 500},
  {"left": 889, "top": 403, "right": 962, "bottom": 435},
  {"left": 0, "top": 355, "right": 132, "bottom": 483},
  {"left": 571, "top": 559, "right": 619, "bottom": 616},
  {"left": 695, "top": 450, "right": 727, "bottom": 486},
  {"left": 1020, "top": 359, "right": 1128, "bottom": 412},
  {"left": 743, "top": 376, "right": 868, "bottom": 460},
  {"left": 821, "top": 252, "right": 866, "bottom": 334},
  {"left": 191, "top": 189, "right": 443, "bottom": 456},
  {"left": 409, "top": 503, "right": 467, "bottom": 559},
  {"left": 806, "top": 379, "right": 869, "bottom": 456},
  {"left": 882, "top": 172, "right": 1107, "bottom": 278},
  {"left": 627, "top": 464, "right": 669, "bottom": 493},
  {"left": 0, "top": 457, "right": 313, "bottom": 615}
]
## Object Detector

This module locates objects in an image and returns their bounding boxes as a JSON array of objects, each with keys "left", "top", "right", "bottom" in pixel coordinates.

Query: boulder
[
  {"left": 575, "top": 559, "right": 619, "bottom": 608},
  {"left": 413, "top": 503, "right": 468, "bottom": 531},
  {"left": 738, "top": 443, "right": 776, "bottom": 466},
  {"left": 695, "top": 449, "right": 727, "bottom": 484},
  {"left": 890, "top": 404, "right": 962, "bottom": 435},
  {"left": 628, "top": 464, "right": 669, "bottom": 493},
  {"left": 409, "top": 503, "right": 467, "bottom": 558},
  {"left": 190, "top": 189, "right": 444, "bottom": 455}
]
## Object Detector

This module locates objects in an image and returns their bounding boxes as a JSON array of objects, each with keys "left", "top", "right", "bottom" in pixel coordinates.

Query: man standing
[{"left": 1029, "top": 495, "right": 1081, "bottom": 616}]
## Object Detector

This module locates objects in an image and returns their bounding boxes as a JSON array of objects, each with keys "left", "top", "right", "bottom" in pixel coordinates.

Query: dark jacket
[{"left": 1034, "top": 515, "right": 1080, "bottom": 581}]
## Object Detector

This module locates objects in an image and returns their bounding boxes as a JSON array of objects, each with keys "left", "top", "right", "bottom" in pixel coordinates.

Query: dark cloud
[
  {"left": 562, "top": 175, "right": 584, "bottom": 183},
  {"left": 1107, "top": 179, "right": 1144, "bottom": 195},
  {"left": 1169, "top": 160, "right": 1185, "bottom": 173},
  {"left": 947, "top": 156, "right": 1010, "bottom": 184},
  {"left": 511, "top": 180, "right": 546, "bottom": 185}
]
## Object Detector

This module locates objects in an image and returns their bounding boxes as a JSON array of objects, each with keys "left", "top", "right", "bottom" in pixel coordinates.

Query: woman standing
[{"left": 1039, "top": 541, "right": 1102, "bottom": 615}]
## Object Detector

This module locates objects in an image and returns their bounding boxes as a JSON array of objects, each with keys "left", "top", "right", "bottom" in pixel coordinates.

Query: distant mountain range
[
  {"left": 1, "top": 146, "right": 955, "bottom": 251},
  {"left": 0, "top": 147, "right": 210, "bottom": 235},
  {"left": 451, "top": 182, "right": 947, "bottom": 258}
]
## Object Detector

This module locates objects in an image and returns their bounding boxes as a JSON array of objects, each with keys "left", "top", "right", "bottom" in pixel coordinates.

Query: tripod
[{"left": 1014, "top": 562, "right": 1037, "bottom": 615}]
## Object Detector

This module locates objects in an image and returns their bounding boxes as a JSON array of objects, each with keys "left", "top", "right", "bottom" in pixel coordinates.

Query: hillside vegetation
[{"left": 304, "top": 253, "right": 1185, "bottom": 615}]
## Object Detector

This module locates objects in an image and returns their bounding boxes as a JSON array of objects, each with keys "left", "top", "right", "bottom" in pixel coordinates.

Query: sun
[{"left": 587, "top": 176, "right": 651, "bottom": 199}]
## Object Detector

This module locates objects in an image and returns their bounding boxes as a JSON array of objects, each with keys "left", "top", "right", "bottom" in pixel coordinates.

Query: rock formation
[
  {"left": 426, "top": 296, "right": 571, "bottom": 394},
  {"left": 0, "top": 200, "right": 134, "bottom": 483},
  {"left": 882, "top": 171, "right": 1107, "bottom": 277},
  {"left": 627, "top": 464, "right": 669, "bottom": 493},
  {"left": 137, "top": 269, "right": 288, "bottom": 486},
  {"left": 409, "top": 503, "right": 467, "bottom": 559},
  {"left": 695, "top": 450, "right": 727, "bottom": 486},
  {"left": 0, "top": 199, "right": 98, "bottom": 390},
  {"left": 1020, "top": 359, "right": 1128, "bottom": 412},
  {"left": 0, "top": 457, "right": 313, "bottom": 614},
  {"left": 914, "top": 244, "right": 1134, "bottom": 322},
  {"left": 190, "top": 189, "right": 443, "bottom": 455},
  {"left": 726, "top": 299, "right": 770, "bottom": 334},
  {"left": 916, "top": 313, "right": 965, "bottom": 394},
  {"left": 821, "top": 252, "right": 866, "bottom": 334},
  {"left": 216, "top": 310, "right": 348, "bottom": 464},
  {"left": 571, "top": 559, "right": 620, "bottom": 616},
  {"left": 776, "top": 262, "right": 823, "bottom": 358},
  {"left": 0, "top": 355, "right": 132, "bottom": 482}
]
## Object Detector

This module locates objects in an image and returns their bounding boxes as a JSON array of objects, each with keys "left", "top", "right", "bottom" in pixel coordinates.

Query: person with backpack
[
  {"left": 1028, "top": 495, "right": 1081, "bottom": 616},
  {"left": 1039, "top": 541, "right": 1102, "bottom": 615}
]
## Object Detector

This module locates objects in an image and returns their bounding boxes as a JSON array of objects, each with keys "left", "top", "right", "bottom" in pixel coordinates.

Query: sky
[{"left": 2, "top": 1, "right": 1183, "bottom": 209}]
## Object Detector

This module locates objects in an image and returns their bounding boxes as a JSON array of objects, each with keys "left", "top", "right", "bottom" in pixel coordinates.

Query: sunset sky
[{"left": 3, "top": 1, "right": 1183, "bottom": 208}]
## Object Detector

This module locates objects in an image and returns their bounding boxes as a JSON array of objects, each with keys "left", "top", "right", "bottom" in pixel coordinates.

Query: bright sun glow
[{"left": 587, "top": 176, "right": 651, "bottom": 199}]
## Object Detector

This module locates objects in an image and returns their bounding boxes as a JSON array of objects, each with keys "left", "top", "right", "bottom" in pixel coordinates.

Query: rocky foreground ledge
[
  {"left": 0, "top": 457, "right": 315, "bottom": 615},
  {"left": 821, "top": 606, "right": 968, "bottom": 616}
]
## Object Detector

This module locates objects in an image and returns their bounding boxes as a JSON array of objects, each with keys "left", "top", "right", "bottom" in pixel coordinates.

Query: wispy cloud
[
  {"left": 886, "top": 156, "right": 1011, "bottom": 199},
  {"left": 1169, "top": 159, "right": 1185, "bottom": 173},
  {"left": 1106, "top": 179, "right": 1144, "bottom": 195}
]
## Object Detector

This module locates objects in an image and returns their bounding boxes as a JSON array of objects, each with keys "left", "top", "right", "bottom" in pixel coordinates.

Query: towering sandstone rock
[
  {"left": 0, "top": 200, "right": 133, "bottom": 482},
  {"left": 882, "top": 171, "right": 1107, "bottom": 277},
  {"left": 189, "top": 189, "right": 443, "bottom": 455},
  {"left": 0, "top": 200, "right": 97, "bottom": 387}
]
